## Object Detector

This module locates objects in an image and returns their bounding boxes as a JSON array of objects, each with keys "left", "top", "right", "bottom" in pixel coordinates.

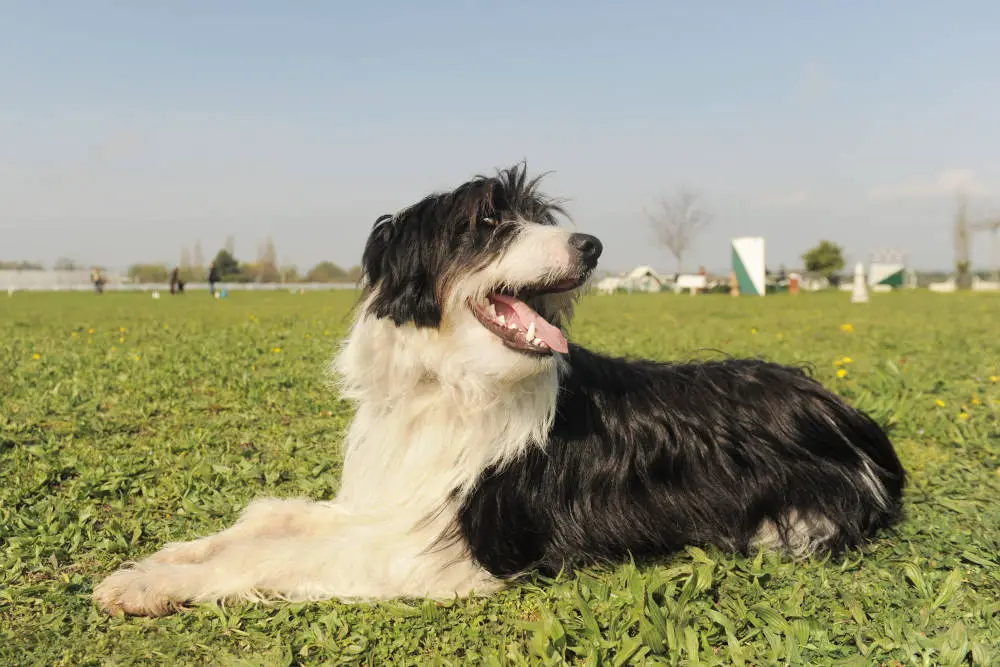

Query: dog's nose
[{"left": 569, "top": 233, "right": 603, "bottom": 267}]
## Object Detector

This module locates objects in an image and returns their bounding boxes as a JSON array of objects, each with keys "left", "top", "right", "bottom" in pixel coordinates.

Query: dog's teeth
[
  {"left": 526, "top": 322, "right": 535, "bottom": 340},
  {"left": 508, "top": 322, "right": 518, "bottom": 330},
  {"left": 487, "top": 303, "right": 497, "bottom": 318},
  {"left": 497, "top": 314, "right": 506, "bottom": 326}
]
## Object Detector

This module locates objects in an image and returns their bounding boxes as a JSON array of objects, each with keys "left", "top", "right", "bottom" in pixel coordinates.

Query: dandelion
[
  {"left": 751, "top": 328, "right": 758, "bottom": 335},
  {"left": 71, "top": 332, "right": 78, "bottom": 338},
  {"left": 840, "top": 323, "right": 854, "bottom": 334},
  {"left": 119, "top": 337, "right": 125, "bottom": 344},
  {"left": 935, "top": 399, "right": 945, "bottom": 408},
  {"left": 324, "top": 330, "right": 330, "bottom": 336},
  {"left": 252, "top": 364, "right": 257, "bottom": 371},
  {"left": 991, "top": 376, "right": 998, "bottom": 384},
  {"left": 272, "top": 347, "right": 282, "bottom": 354},
  {"left": 776, "top": 332, "right": 784, "bottom": 340},
  {"left": 32, "top": 353, "right": 40, "bottom": 360},
  {"left": 111, "top": 346, "right": 117, "bottom": 352},
  {"left": 971, "top": 396, "right": 981, "bottom": 406},
  {"left": 836, "top": 368, "right": 847, "bottom": 378},
  {"left": 305, "top": 333, "right": 311, "bottom": 339},
  {"left": 119, "top": 327, "right": 126, "bottom": 333},
  {"left": 134, "top": 355, "right": 140, "bottom": 361},
  {"left": 958, "top": 412, "right": 969, "bottom": 420},
  {"left": 88, "top": 328, "right": 94, "bottom": 335}
]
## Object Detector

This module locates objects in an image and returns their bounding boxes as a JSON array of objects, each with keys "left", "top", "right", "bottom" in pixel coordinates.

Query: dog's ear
[{"left": 361, "top": 214, "right": 442, "bottom": 328}]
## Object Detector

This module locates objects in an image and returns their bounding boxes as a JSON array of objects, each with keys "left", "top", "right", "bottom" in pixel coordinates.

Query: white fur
[{"left": 93, "top": 219, "right": 574, "bottom": 616}]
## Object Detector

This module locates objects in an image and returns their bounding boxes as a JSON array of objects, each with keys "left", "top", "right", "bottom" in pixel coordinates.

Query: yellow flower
[
  {"left": 324, "top": 330, "right": 330, "bottom": 336},
  {"left": 119, "top": 327, "right": 126, "bottom": 333},
  {"left": 776, "top": 332, "right": 784, "bottom": 340},
  {"left": 840, "top": 323, "right": 854, "bottom": 334},
  {"left": 971, "top": 396, "right": 981, "bottom": 406},
  {"left": 958, "top": 412, "right": 969, "bottom": 420},
  {"left": 252, "top": 364, "right": 257, "bottom": 371},
  {"left": 836, "top": 368, "right": 847, "bottom": 378},
  {"left": 751, "top": 328, "right": 758, "bottom": 335},
  {"left": 119, "top": 337, "right": 125, "bottom": 344},
  {"left": 841, "top": 356, "right": 853, "bottom": 364},
  {"left": 32, "top": 353, "right": 40, "bottom": 360},
  {"left": 71, "top": 332, "right": 78, "bottom": 338},
  {"left": 88, "top": 328, "right": 94, "bottom": 334},
  {"left": 991, "top": 376, "right": 998, "bottom": 384},
  {"left": 134, "top": 355, "right": 141, "bottom": 361},
  {"left": 935, "top": 399, "right": 945, "bottom": 408},
  {"left": 305, "top": 334, "right": 311, "bottom": 339},
  {"left": 271, "top": 347, "right": 281, "bottom": 353},
  {"left": 110, "top": 346, "right": 117, "bottom": 352}
]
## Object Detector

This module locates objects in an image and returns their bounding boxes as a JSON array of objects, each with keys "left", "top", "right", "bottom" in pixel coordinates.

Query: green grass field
[{"left": 3, "top": 289, "right": 999, "bottom": 666}]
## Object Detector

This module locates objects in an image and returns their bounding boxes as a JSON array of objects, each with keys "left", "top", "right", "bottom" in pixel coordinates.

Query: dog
[{"left": 93, "top": 164, "right": 906, "bottom": 616}]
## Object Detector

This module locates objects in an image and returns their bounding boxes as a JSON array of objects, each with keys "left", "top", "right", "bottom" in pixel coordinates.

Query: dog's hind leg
[{"left": 145, "top": 497, "right": 346, "bottom": 566}]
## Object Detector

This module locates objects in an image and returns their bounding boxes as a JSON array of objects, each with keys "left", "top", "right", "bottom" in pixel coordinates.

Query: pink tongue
[{"left": 490, "top": 294, "right": 569, "bottom": 354}]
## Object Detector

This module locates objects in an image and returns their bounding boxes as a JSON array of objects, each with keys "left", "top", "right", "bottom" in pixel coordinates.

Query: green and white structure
[
  {"left": 732, "top": 236, "right": 766, "bottom": 296},
  {"left": 867, "top": 262, "right": 905, "bottom": 288}
]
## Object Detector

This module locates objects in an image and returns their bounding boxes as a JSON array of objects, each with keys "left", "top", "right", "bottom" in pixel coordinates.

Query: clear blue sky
[{"left": 3, "top": 1, "right": 999, "bottom": 274}]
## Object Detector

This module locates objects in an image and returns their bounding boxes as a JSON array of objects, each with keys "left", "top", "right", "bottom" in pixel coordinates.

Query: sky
[{"left": 2, "top": 1, "right": 1000, "bottom": 275}]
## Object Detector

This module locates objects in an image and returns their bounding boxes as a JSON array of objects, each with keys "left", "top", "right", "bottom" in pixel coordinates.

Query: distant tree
[
  {"left": 954, "top": 196, "right": 973, "bottom": 290},
  {"left": 305, "top": 261, "right": 348, "bottom": 283},
  {"left": 192, "top": 240, "right": 205, "bottom": 272},
  {"left": 128, "top": 263, "right": 170, "bottom": 283},
  {"left": 346, "top": 265, "right": 362, "bottom": 283},
  {"left": 213, "top": 249, "right": 246, "bottom": 282},
  {"left": 802, "top": 240, "right": 846, "bottom": 277},
  {"left": 54, "top": 257, "right": 81, "bottom": 271},
  {"left": 645, "top": 187, "right": 712, "bottom": 273},
  {"left": 179, "top": 246, "right": 191, "bottom": 270},
  {"left": 280, "top": 265, "right": 301, "bottom": 283},
  {"left": 246, "top": 237, "right": 281, "bottom": 282}
]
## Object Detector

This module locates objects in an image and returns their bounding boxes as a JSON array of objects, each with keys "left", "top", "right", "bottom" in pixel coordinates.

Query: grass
[{"left": 2, "top": 289, "right": 999, "bottom": 666}]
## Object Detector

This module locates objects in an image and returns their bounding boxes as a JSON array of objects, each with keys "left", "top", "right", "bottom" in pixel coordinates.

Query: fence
[{"left": 0, "top": 270, "right": 358, "bottom": 293}]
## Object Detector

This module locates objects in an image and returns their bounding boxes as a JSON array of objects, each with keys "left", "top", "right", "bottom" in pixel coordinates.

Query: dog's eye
[{"left": 481, "top": 216, "right": 498, "bottom": 226}]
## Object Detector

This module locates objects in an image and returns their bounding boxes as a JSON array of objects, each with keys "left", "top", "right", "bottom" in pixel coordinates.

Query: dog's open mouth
[{"left": 468, "top": 279, "right": 580, "bottom": 356}]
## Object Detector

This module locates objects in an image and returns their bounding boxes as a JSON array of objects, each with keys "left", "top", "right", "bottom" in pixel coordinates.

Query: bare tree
[
  {"left": 954, "top": 193, "right": 971, "bottom": 290},
  {"left": 192, "top": 241, "right": 205, "bottom": 272},
  {"left": 645, "top": 187, "right": 712, "bottom": 273}
]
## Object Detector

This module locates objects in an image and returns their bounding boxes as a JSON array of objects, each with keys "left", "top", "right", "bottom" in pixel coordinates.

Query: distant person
[
  {"left": 91, "top": 268, "right": 106, "bottom": 294},
  {"left": 169, "top": 267, "right": 185, "bottom": 295},
  {"left": 208, "top": 262, "right": 220, "bottom": 296}
]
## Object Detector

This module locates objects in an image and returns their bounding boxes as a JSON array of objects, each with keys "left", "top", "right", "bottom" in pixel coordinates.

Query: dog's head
[{"left": 356, "top": 163, "right": 601, "bottom": 380}]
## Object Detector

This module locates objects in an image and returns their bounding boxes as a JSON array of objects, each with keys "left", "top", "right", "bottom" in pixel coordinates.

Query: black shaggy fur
[{"left": 458, "top": 345, "right": 906, "bottom": 577}]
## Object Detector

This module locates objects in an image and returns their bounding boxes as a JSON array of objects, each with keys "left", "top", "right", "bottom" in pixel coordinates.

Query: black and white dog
[{"left": 94, "top": 164, "right": 905, "bottom": 616}]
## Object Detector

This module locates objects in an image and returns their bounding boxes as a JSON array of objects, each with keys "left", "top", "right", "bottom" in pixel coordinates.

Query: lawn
[{"left": 2, "top": 289, "right": 999, "bottom": 666}]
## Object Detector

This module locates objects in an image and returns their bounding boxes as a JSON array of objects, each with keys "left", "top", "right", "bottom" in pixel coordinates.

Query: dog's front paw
[{"left": 93, "top": 566, "right": 189, "bottom": 617}]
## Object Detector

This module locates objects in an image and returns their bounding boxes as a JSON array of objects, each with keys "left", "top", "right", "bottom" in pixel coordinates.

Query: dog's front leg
[
  {"left": 93, "top": 499, "right": 500, "bottom": 616},
  {"left": 141, "top": 497, "right": 349, "bottom": 566}
]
